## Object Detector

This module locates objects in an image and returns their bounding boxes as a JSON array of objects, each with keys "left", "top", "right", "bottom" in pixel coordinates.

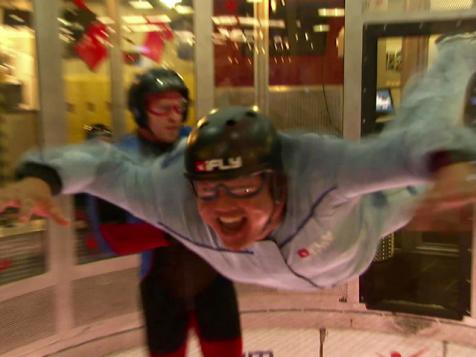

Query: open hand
[
  {"left": 0, "top": 177, "right": 69, "bottom": 225},
  {"left": 415, "top": 162, "right": 476, "bottom": 218}
]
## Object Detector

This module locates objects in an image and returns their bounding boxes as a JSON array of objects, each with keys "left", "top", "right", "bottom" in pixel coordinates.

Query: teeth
[{"left": 219, "top": 216, "right": 243, "bottom": 224}]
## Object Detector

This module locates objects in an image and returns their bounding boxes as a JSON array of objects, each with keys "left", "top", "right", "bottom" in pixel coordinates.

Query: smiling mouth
[{"left": 218, "top": 216, "right": 246, "bottom": 233}]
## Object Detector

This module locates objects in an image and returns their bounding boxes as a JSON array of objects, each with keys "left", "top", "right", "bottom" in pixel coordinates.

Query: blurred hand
[
  {"left": 0, "top": 177, "right": 69, "bottom": 225},
  {"left": 415, "top": 162, "right": 476, "bottom": 219}
]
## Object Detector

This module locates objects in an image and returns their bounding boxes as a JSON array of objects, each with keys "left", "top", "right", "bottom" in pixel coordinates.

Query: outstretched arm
[{"left": 0, "top": 141, "right": 166, "bottom": 225}]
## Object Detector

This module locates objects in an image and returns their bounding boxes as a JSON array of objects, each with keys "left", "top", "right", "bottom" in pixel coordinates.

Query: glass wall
[
  {"left": 360, "top": 33, "right": 473, "bottom": 319},
  {"left": 120, "top": 0, "right": 196, "bottom": 129},
  {"left": 57, "top": 0, "right": 195, "bottom": 264},
  {"left": 0, "top": 0, "right": 46, "bottom": 285},
  {"left": 213, "top": 0, "right": 345, "bottom": 135}
]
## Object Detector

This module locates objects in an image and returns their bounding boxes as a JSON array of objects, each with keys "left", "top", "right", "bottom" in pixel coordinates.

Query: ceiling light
[
  {"left": 129, "top": 24, "right": 162, "bottom": 32},
  {"left": 145, "top": 15, "right": 171, "bottom": 23},
  {"left": 160, "top": 0, "right": 181, "bottom": 8},
  {"left": 271, "top": 0, "right": 277, "bottom": 13},
  {"left": 175, "top": 5, "right": 194, "bottom": 14},
  {"left": 123, "top": 16, "right": 147, "bottom": 24},
  {"left": 129, "top": 0, "right": 153, "bottom": 10},
  {"left": 212, "top": 16, "right": 238, "bottom": 26},
  {"left": 318, "top": 8, "right": 345, "bottom": 17},
  {"left": 98, "top": 16, "right": 114, "bottom": 25},
  {"left": 313, "top": 24, "right": 330, "bottom": 32}
]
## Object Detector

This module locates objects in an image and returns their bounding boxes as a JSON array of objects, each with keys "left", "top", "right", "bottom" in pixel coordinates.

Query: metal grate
[
  {"left": 0, "top": 288, "right": 55, "bottom": 355},
  {"left": 364, "top": 0, "right": 475, "bottom": 12},
  {"left": 215, "top": 86, "right": 344, "bottom": 135},
  {"left": 0, "top": 229, "right": 47, "bottom": 286},
  {"left": 373, "top": 233, "right": 395, "bottom": 262},
  {"left": 269, "top": 86, "right": 343, "bottom": 135},
  {"left": 72, "top": 268, "right": 140, "bottom": 327},
  {"left": 107, "top": 325, "right": 476, "bottom": 357}
]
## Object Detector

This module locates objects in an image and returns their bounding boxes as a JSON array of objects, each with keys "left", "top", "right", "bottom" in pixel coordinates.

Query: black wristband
[
  {"left": 428, "top": 151, "right": 475, "bottom": 174},
  {"left": 15, "top": 162, "right": 63, "bottom": 195}
]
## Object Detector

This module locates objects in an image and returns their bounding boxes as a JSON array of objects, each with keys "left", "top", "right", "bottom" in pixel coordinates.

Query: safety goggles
[
  {"left": 146, "top": 99, "right": 188, "bottom": 116},
  {"left": 190, "top": 171, "right": 271, "bottom": 201}
]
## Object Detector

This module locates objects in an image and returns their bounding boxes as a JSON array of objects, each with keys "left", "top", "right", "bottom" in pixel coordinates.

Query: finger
[
  {"left": 0, "top": 192, "right": 17, "bottom": 213},
  {"left": 17, "top": 198, "right": 35, "bottom": 224},
  {"left": 44, "top": 201, "right": 70, "bottom": 226}
]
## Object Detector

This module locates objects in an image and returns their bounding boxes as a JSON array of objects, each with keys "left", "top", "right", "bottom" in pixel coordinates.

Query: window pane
[{"left": 0, "top": 0, "right": 46, "bottom": 284}]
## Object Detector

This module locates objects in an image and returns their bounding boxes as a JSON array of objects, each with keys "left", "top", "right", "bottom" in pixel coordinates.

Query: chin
[{"left": 219, "top": 234, "right": 252, "bottom": 251}]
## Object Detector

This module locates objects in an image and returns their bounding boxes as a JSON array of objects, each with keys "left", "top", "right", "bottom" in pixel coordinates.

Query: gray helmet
[
  {"left": 185, "top": 106, "right": 282, "bottom": 181},
  {"left": 128, "top": 68, "right": 189, "bottom": 128}
]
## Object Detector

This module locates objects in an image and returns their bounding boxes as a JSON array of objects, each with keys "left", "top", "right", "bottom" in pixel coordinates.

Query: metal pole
[
  {"left": 106, "top": 0, "right": 127, "bottom": 138},
  {"left": 32, "top": 0, "right": 75, "bottom": 334},
  {"left": 193, "top": 0, "right": 214, "bottom": 118}
]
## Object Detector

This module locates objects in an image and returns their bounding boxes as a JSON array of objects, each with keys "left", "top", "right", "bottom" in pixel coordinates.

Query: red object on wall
[
  {"left": 140, "top": 23, "right": 174, "bottom": 63},
  {"left": 0, "top": 259, "right": 12, "bottom": 272},
  {"left": 224, "top": 0, "right": 238, "bottom": 13},
  {"left": 73, "top": 0, "right": 88, "bottom": 10},
  {"left": 141, "top": 31, "right": 165, "bottom": 63},
  {"left": 74, "top": 22, "right": 108, "bottom": 71}
]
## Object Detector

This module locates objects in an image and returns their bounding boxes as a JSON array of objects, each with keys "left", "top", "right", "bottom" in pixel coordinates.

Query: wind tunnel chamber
[{"left": 2, "top": 1, "right": 476, "bottom": 356}]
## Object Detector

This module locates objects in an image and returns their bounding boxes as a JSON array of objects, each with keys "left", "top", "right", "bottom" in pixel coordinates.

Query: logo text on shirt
[{"left": 297, "top": 230, "right": 334, "bottom": 258}]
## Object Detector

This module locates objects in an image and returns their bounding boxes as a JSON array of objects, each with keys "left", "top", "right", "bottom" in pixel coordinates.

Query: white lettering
[{"left": 204, "top": 157, "right": 243, "bottom": 171}]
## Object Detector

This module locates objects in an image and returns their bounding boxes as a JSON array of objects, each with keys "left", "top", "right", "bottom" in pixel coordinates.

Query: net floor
[{"left": 107, "top": 327, "right": 476, "bottom": 357}]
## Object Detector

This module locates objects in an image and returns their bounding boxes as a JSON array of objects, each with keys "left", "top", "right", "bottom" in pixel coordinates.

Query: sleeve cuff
[{"left": 15, "top": 162, "right": 63, "bottom": 195}]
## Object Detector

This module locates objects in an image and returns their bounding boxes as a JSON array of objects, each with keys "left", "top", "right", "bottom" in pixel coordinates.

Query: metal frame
[{"left": 193, "top": 0, "right": 214, "bottom": 118}]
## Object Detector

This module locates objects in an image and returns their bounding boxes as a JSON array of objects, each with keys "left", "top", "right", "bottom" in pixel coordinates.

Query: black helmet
[
  {"left": 128, "top": 68, "right": 189, "bottom": 128},
  {"left": 185, "top": 106, "right": 282, "bottom": 181},
  {"left": 84, "top": 123, "right": 112, "bottom": 140}
]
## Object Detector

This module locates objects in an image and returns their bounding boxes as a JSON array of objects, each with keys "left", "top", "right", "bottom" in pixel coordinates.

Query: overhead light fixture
[
  {"left": 318, "top": 8, "right": 345, "bottom": 17},
  {"left": 145, "top": 15, "right": 171, "bottom": 23},
  {"left": 129, "top": 0, "right": 153, "bottom": 10},
  {"left": 212, "top": 16, "right": 238, "bottom": 26},
  {"left": 160, "top": 0, "right": 181, "bottom": 8},
  {"left": 313, "top": 24, "right": 330, "bottom": 32},
  {"left": 238, "top": 16, "right": 258, "bottom": 27},
  {"left": 271, "top": 0, "right": 277, "bottom": 13},
  {"left": 123, "top": 16, "right": 147, "bottom": 24},
  {"left": 98, "top": 16, "right": 114, "bottom": 25},
  {"left": 129, "top": 24, "right": 162, "bottom": 32},
  {"left": 175, "top": 5, "right": 194, "bottom": 15}
]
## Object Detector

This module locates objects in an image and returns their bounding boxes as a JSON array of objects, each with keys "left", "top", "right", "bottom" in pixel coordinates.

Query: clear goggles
[{"left": 190, "top": 171, "right": 272, "bottom": 201}]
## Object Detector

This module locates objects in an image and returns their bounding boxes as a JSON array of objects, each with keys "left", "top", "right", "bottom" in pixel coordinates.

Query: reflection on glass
[
  {"left": 59, "top": 0, "right": 197, "bottom": 264},
  {"left": 361, "top": 34, "right": 473, "bottom": 320},
  {"left": 213, "top": 0, "right": 345, "bottom": 135},
  {"left": 121, "top": 0, "right": 196, "bottom": 130},
  {"left": 0, "top": 0, "right": 46, "bottom": 284},
  {"left": 364, "top": 0, "right": 474, "bottom": 12}
]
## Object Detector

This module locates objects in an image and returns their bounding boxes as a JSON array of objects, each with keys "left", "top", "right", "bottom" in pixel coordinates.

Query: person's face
[
  {"left": 193, "top": 172, "right": 284, "bottom": 250},
  {"left": 146, "top": 92, "right": 186, "bottom": 143}
]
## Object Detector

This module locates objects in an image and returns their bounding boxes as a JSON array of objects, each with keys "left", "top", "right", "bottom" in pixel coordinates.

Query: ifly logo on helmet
[{"left": 195, "top": 157, "right": 243, "bottom": 172}]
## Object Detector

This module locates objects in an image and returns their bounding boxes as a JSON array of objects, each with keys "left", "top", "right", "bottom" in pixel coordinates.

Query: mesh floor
[{"left": 107, "top": 327, "right": 476, "bottom": 357}]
